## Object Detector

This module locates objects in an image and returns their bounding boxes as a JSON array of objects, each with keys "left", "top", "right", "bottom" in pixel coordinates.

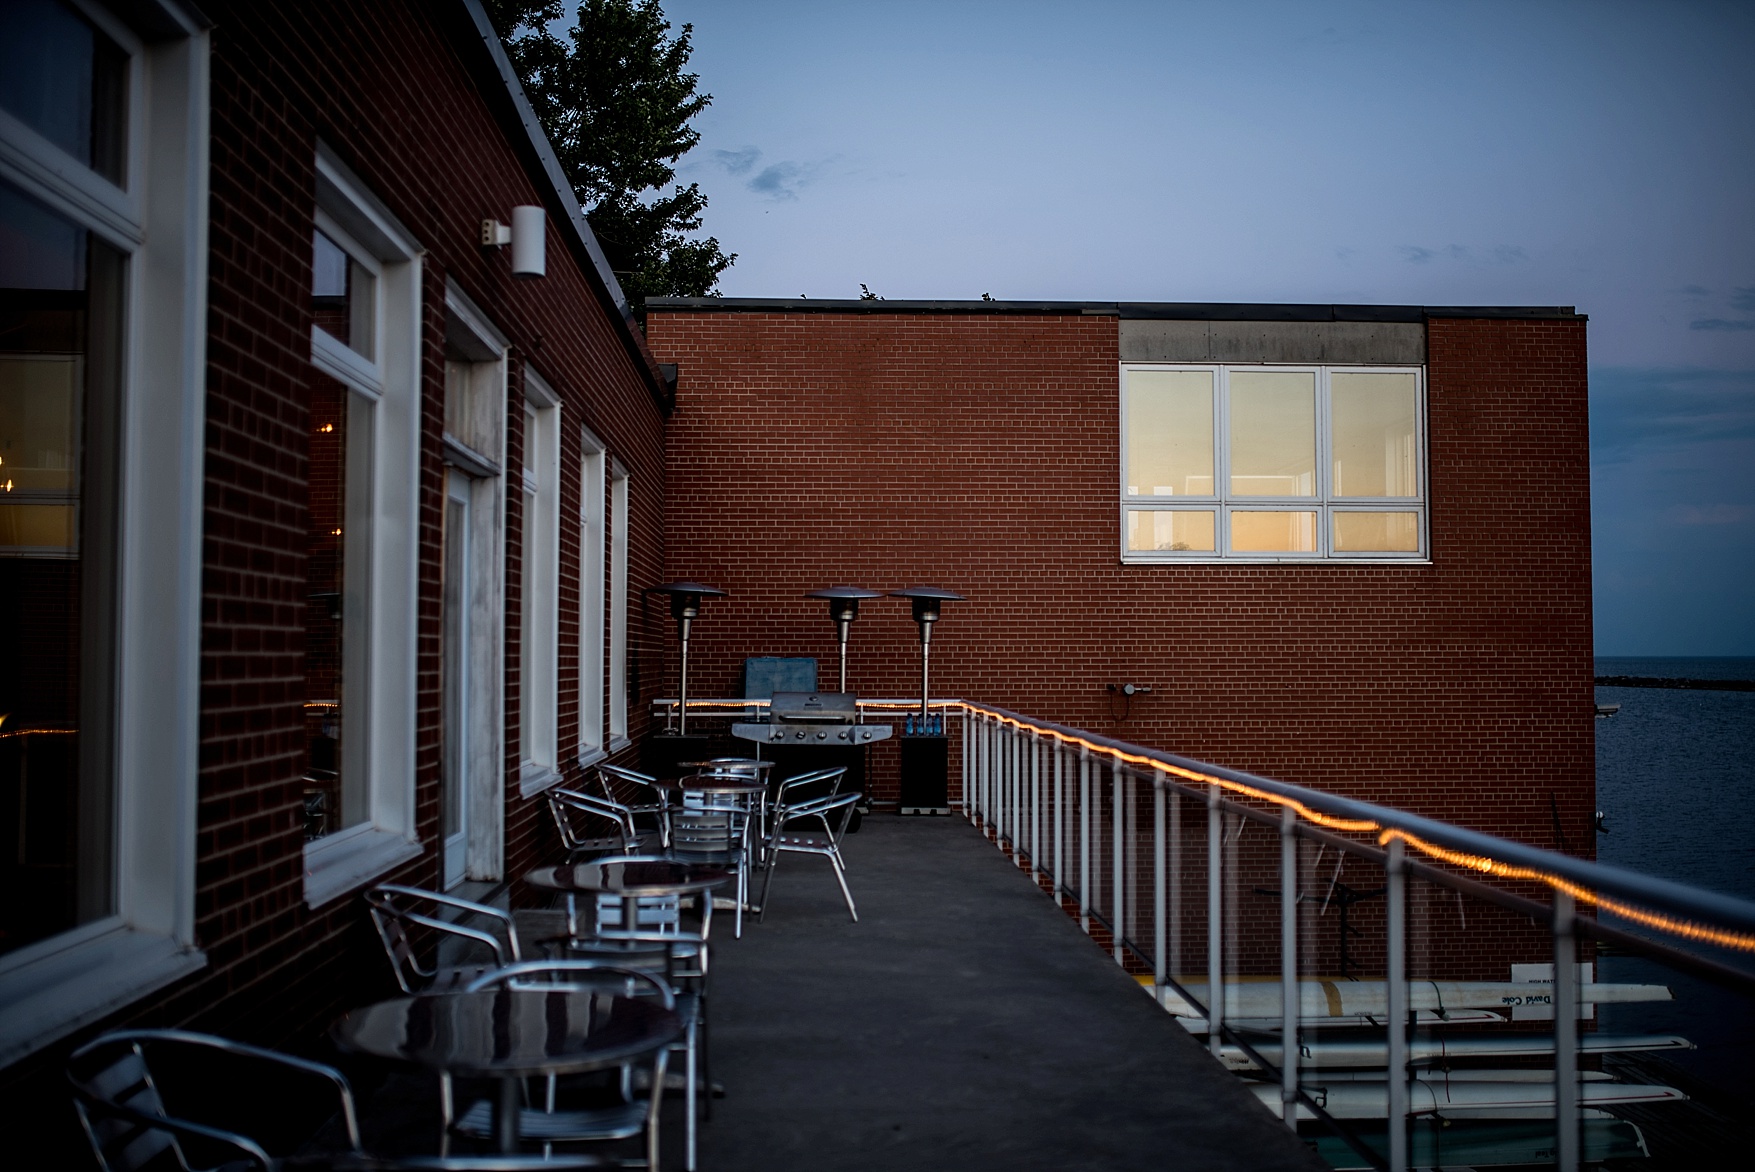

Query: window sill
[
  {"left": 519, "top": 761, "right": 563, "bottom": 800},
  {"left": 575, "top": 745, "right": 608, "bottom": 773},
  {"left": 303, "top": 826, "right": 423, "bottom": 909},
  {"left": 1121, "top": 556, "right": 1433, "bottom": 566},
  {"left": 607, "top": 735, "right": 632, "bottom": 755},
  {"left": 0, "top": 924, "right": 206, "bottom": 1067}
]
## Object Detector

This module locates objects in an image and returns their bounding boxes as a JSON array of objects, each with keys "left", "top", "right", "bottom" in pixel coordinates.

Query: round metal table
[{"left": 332, "top": 988, "right": 679, "bottom": 1152}]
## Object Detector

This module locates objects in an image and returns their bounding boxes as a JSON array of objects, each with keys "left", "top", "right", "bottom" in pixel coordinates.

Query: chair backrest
[
  {"left": 67, "top": 1030, "right": 361, "bottom": 1172},
  {"left": 668, "top": 804, "right": 747, "bottom": 855},
  {"left": 596, "top": 762, "right": 664, "bottom": 806},
  {"left": 463, "top": 960, "right": 676, "bottom": 1008},
  {"left": 548, "top": 787, "right": 639, "bottom": 856},
  {"left": 774, "top": 766, "right": 848, "bottom": 812},
  {"left": 364, "top": 884, "right": 516, "bottom": 994}
]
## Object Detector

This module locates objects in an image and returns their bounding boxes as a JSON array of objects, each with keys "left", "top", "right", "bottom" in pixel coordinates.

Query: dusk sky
[{"left": 660, "top": 0, "right": 1755, "bottom": 655}]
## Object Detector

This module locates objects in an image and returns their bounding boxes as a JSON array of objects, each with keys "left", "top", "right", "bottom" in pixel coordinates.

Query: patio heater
[
  {"left": 645, "top": 581, "right": 726, "bottom": 737},
  {"left": 805, "top": 585, "right": 883, "bottom": 693},
  {"left": 888, "top": 586, "right": 964, "bottom": 815}
]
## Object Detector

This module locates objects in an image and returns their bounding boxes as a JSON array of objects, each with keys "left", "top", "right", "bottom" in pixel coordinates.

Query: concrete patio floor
[{"left": 698, "top": 814, "right": 1328, "bottom": 1171}]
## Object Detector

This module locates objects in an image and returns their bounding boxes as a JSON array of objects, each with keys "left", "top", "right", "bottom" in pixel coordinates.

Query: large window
[
  {"left": 578, "top": 429, "right": 605, "bottom": 762},
  {"left": 0, "top": 0, "right": 208, "bottom": 1065},
  {"left": 1121, "top": 364, "right": 1426, "bottom": 561},
  {"left": 607, "top": 462, "right": 630, "bottom": 747},
  {"left": 519, "top": 373, "right": 559, "bottom": 796},
  {"left": 300, "top": 148, "right": 424, "bottom": 907}
]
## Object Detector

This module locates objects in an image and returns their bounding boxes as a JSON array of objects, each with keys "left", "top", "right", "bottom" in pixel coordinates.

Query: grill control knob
[
  {"left": 816, "top": 731, "right": 827, "bottom": 740},
  {"left": 795, "top": 731, "right": 806, "bottom": 740},
  {"left": 860, "top": 730, "right": 872, "bottom": 741},
  {"left": 771, "top": 731, "right": 783, "bottom": 741}
]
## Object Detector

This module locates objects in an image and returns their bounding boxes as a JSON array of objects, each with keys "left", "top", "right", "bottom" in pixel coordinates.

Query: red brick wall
[
  {"left": 5, "top": 2, "right": 668, "bottom": 1152},
  {"left": 646, "top": 309, "right": 1595, "bottom": 853}
]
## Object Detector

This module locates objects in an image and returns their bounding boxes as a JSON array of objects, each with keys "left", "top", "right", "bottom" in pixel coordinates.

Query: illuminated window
[
  {"left": 1122, "top": 364, "right": 1425, "bottom": 561},
  {"left": 607, "top": 462, "right": 630, "bottom": 746}
]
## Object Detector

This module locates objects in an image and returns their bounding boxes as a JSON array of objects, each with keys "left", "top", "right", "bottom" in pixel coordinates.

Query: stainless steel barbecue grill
[{"left": 732, "top": 691, "right": 892, "bottom": 747}]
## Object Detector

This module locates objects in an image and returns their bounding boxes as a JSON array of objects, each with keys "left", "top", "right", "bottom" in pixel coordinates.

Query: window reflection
[
  {"left": 1231, "top": 511, "right": 1317, "bottom": 553},
  {"left": 0, "top": 0, "right": 127, "bottom": 185},
  {"left": 311, "top": 229, "right": 375, "bottom": 360},
  {"left": 1331, "top": 372, "right": 1418, "bottom": 498},
  {"left": 1125, "top": 369, "right": 1213, "bottom": 496},
  {"left": 0, "top": 181, "right": 121, "bottom": 955},
  {"left": 1127, "top": 509, "right": 1215, "bottom": 552}
]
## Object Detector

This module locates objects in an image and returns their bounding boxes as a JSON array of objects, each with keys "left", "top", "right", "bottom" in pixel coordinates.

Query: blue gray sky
[{"left": 660, "top": 0, "right": 1755, "bottom": 655}]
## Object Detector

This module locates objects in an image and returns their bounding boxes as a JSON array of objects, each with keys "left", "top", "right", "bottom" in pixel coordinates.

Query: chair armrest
[{"left": 70, "top": 1028, "right": 363, "bottom": 1152}]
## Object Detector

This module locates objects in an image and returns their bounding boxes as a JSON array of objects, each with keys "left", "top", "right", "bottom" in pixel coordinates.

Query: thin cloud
[
  {"left": 1396, "top": 243, "right": 1526, "bottom": 266},
  {"left": 1397, "top": 245, "right": 1435, "bottom": 264},
  {"left": 1679, "top": 284, "right": 1712, "bottom": 297},
  {"left": 1690, "top": 318, "right": 1755, "bottom": 331},
  {"left": 711, "top": 146, "right": 761, "bottom": 176},
  {"left": 1732, "top": 287, "right": 1755, "bottom": 313},
  {"left": 1669, "top": 504, "right": 1751, "bottom": 526}
]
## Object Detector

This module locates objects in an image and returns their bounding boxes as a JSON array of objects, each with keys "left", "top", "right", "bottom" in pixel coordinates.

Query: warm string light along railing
[
  {"left": 952, "top": 700, "right": 1755, "bottom": 955},
  {"left": 642, "top": 694, "right": 1755, "bottom": 953}
]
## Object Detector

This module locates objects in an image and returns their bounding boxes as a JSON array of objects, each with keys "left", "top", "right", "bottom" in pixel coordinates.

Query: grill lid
[{"left": 769, "top": 691, "right": 857, "bottom": 724}]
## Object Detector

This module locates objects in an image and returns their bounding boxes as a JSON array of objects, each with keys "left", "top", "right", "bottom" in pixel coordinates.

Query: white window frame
[
  {"left": 1120, "top": 363, "right": 1429, "bottom": 564},
  {"left": 577, "top": 429, "right": 606, "bottom": 764},
  {"left": 607, "top": 462, "right": 630, "bottom": 749},
  {"left": 0, "top": 0, "right": 211, "bottom": 1067},
  {"left": 442, "top": 282, "right": 509, "bottom": 883},
  {"left": 300, "top": 146, "right": 425, "bottom": 908},
  {"left": 519, "top": 372, "right": 561, "bottom": 797}
]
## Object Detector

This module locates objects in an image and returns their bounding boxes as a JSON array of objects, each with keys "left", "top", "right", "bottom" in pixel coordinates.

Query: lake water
[{"left": 1592, "top": 656, "right": 1755, "bottom": 1106}]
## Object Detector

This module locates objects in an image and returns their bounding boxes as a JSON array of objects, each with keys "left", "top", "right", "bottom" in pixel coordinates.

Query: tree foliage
[{"left": 485, "top": 0, "right": 734, "bottom": 313}]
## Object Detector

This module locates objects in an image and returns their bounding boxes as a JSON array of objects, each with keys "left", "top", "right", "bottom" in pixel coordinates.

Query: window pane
[
  {"left": 1331, "top": 372, "right": 1418, "bottom": 497},
  {"left": 304, "top": 376, "right": 358, "bottom": 838},
  {"left": 1126, "top": 509, "right": 1215, "bottom": 553},
  {"left": 0, "top": 0, "right": 127, "bottom": 184},
  {"left": 1231, "top": 510, "right": 1317, "bottom": 553},
  {"left": 0, "top": 181, "right": 121, "bottom": 955},
  {"left": 311, "top": 230, "right": 374, "bottom": 361},
  {"left": 1125, "top": 369, "right": 1213, "bottom": 496},
  {"left": 1229, "top": 370, "right": 1315, "bottom": 496},
  {"left": 1334, "top": 511, "right": 1420, "bottom": 553}
]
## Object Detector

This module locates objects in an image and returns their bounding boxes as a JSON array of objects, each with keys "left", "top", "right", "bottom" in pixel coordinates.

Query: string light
[
  {"left": 319, "top": 423, "right": 334, "bottom": 433},
  {"left": 660, "top": 693, "right": 1754, "bottom": 951}
]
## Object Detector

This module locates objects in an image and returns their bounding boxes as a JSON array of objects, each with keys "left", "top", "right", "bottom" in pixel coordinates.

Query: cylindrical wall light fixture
[{"left": 511, "top": 205, "right": 546, "bottom": 278}]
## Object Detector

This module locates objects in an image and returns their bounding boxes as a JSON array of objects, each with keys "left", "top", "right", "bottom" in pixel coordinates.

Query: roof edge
[
  {"left": 647, "top": 297, "right": 1585, "bottom": 323},
  {"left": 450, "top": 0, "right": 671, "bottom": 408}
]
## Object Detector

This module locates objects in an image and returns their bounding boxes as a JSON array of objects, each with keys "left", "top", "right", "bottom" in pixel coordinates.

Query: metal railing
[{"left": 955, "top": 701, "right": 1755, "bottom": 1172}]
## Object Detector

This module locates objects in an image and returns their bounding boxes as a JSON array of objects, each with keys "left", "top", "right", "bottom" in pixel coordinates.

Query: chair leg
[
  {"left": 685, "top": 1017, "right": 698, "bottom": 1171},
  {"left": 757, "top": 847, "right": 780, "bottom": 922},
  {"left": 439, "top": 1072, "right": 453, "bottom": 1157},
  {"left": 831, "top": 854, "right": 858, "bottom": 922}
]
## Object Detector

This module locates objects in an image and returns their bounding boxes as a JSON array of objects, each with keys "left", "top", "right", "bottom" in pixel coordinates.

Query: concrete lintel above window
[{"left": 1120, "top": 319, "right": 1426, "bottom": 366}]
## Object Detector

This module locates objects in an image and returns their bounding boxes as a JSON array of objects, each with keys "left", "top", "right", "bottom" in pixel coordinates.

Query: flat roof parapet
[{"left": 646, "top": 297, "right": 1584, "bottom": 321}]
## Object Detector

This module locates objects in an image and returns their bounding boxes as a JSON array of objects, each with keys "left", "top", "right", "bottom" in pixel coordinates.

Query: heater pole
[
  {"left": 920, "top": 621, "right": 932, "bottom": 719},
  {"left": 677, "top": 613, "right": 692, "bottom": 736},
  {"left": 838, "top": 617, "right": 851, "bottom": 694}
]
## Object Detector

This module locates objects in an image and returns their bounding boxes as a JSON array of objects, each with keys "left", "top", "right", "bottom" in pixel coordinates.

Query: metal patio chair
[
  {"left": 547, "top": 787, "right": 652, "bottom": 860},
  {"left": 453, "top": 963, "right": 676, "bottom": 1170},
  {"left": 758, "top": 786, "right": 863, "bottom": 923},
  {"left": 364, "top": 884, "right": 524, "bottom": 995},
  {"left": 67, "top": 1029, "right": 362, "bottom": 1172},
  {"left": 666, "top": 798, "right": 754, "bottom": 937},
  {"left": 595, "top": 763, "right": 672, "bottom": 848}
]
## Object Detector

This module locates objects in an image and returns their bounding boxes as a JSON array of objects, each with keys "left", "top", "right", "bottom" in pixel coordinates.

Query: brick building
[
  {"left": 0, "top": 0, "right": 672, "bottom": 1142},
  {"left": 644, "top": 298, "right": 1594, "bottom": 847},
  {"left": 0, "top": 0, "right": 1596, "bottom": 1157}
]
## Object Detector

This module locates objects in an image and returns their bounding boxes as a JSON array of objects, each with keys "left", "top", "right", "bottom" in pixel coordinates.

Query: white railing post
[
  {"left": 1207, "top": 782, "right": 1223, "bottom": 1060},
  {"left": 1170, "top": 780, "right": 1182, "bottom": 981},
  {"left": 1030, "top": 734, "right": 1041, "bottom": 880},
  {"left": 1079, "top": 745, "right": 1092, "bottom": 934},
  {"left": 1112, "top": 760, "right": 1125, "bottom": 963},
  {"left": 1554, "top": 890, "right": 1579, "bottom": 1172},
  {"left": 1386, "top": 836, "right": 1408, "bottom": 1172},
  {"left": 1154, "top": 769, "right": 1167, "bottom": 1007},
  {"left": 960, "top": 707, "right": 970, "bottom": 822},
  {"left": 1279, "top": 803, "right": 1299, "bottom": 1127},
  {"left": 1054, "top": 742, "right": 1065, "bottom": 898}
]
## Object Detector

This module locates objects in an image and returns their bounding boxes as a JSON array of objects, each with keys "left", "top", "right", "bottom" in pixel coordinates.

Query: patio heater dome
[
  {"left": 645, "top": 581, "right": 727, "bottom": 736},
  {"left": 806, "top": 586, "right": 884, "bottom": 694},
  {"left": 888, "top": 586, "right": 965, "bottom": 720}
]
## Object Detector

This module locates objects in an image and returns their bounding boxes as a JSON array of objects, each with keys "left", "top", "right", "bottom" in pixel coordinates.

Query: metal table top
[
  {"left": 525, "top": 858, "right": 733, "bottom": 897},
  {"left": 331, "top": 988, "right": 679, "bottom": 1080}
]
